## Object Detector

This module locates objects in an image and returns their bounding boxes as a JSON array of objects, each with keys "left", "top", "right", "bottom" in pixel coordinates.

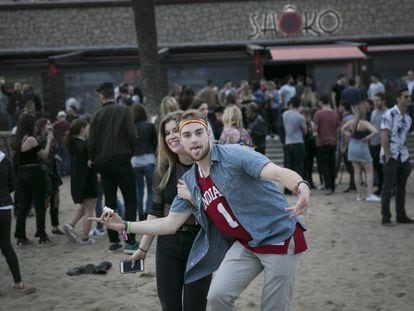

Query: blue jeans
[
  {"left": 56, "top": 143, "right": 70, "bottom": 176},
  {"left": 133, "top": 163, "right": 155, "bottom": 220}
]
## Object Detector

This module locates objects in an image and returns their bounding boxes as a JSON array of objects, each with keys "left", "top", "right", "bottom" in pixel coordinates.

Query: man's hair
[
  {"left": 180, "top": 109, "right": 208, "bottom": 124},
  {"left": 247, "top": 102, "right": 258, "bottom": 113},
  {"left": 340, "top": 100, "right": 352, "bottom": 112},
  {"left": 214, "top": 106, "right": 224, "bottom": 113},
  {"left": 206, "top": 79, "right": 213, "bottom": 86},
  {"left": 190, "top": 98, "right": 206, "bottom": 110},
  {"left": 96, "top": 82, "right": 114, "bottom": 99},
  {"left": 337, "top": 74, "right": 345, "bottom": 80},
  {"left": 319, "top": 94, "right": 331, "bottom": 105},
  {"left": 132, "top": 104, "right": 147, "bottom": 122},
  {"left": 119, "top": 84, "right": 129, "bottom": 95},
  {"left": 374, "top": 92, "right": 385, "bottom": 101},
  {"left": 348, "top": 78, "right": 356, "bottom": 86},
  {"left": 396, "top": 87, "right": 409, "bottom": 98},
  {"left": 289, "top": 96, "right": 301, "bottom": 108}
]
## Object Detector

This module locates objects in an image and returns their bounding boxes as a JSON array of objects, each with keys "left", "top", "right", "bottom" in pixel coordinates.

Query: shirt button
[{"left": 190, "top": 262, "right": 194, "bottom": 266}]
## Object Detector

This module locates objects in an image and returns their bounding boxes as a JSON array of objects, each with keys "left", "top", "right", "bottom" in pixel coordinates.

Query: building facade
[{"left": 1, "top": 0, "right": 413, "bottom": 121}]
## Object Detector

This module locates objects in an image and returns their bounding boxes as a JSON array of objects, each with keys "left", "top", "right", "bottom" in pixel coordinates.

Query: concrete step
[{"left": 265, "top": 133, "right": 414, "bottom": 166}]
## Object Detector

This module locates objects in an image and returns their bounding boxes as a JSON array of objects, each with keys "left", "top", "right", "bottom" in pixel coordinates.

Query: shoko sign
[{"left": 249, "top": 5, "right": 342, "bottom": 39}]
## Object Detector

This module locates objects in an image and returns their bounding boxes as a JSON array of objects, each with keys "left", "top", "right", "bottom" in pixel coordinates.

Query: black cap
[{"left": 96, "top": 82, "right": 114, "bottom": 93}]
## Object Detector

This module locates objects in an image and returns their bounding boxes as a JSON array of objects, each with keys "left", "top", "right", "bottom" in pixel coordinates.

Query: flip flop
[
  {"left": 93, "top": 261, "right": 112, "bottom": 274},
  {"left": 79, "top": 264, "right": 97, "bottom": 274},
  {"left": 66, "top": 267, "right": 82, "bottom": 276}
]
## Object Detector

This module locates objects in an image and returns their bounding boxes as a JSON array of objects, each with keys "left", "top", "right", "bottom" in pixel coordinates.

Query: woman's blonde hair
[
  {"left": 156, "top": 110, "right": 183, "bottom": 189},
  {"left": 160, "top": 96, "right": 180, "bottom": 118},
  {"left": 352, "top": 104, "right": 366, "bottom": 133},
  {"left": 222, "top": 105, "right": 243, "bottom": 128}
]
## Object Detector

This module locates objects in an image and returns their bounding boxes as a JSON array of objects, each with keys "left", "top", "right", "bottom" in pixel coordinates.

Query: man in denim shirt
[{"left": 95, "top": 110, "right": 310, "bottom": 311}]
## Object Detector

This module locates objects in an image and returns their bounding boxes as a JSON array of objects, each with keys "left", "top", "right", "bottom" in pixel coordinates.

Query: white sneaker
[
  {"left": 63, "top": 223, "right": 78, "bottom": 243},
  {"left": 266, "top": 135, "right": 272, "bottom": 140},
  {"left": 356, "top": 195, "right": 364, "bottom": 201},
  {"left": 80, "top": 238, "right": 96, "bottom": 246},
  {"left": 365, "top": 194, "right": 381, "bottom": 202},
  {"left": 89, "top": 228, "right": 105, "bottom": 236}
]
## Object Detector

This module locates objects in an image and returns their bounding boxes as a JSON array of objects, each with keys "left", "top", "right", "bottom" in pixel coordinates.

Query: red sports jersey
[{"left": 198, "top": 168, "right": 307, "bottom": 254}]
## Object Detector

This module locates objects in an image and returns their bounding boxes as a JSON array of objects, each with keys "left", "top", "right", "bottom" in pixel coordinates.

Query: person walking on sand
[
  {"left": 63, "top": 118, "right": 98, "bottom": 245},
  {"left": 93, "top": 109, "right": 310, "bottom": 311}
]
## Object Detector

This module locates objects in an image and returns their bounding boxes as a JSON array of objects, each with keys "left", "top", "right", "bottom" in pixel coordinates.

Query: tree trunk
[{"left": 131, "top": 0, "right": 165, "bottom": 116}]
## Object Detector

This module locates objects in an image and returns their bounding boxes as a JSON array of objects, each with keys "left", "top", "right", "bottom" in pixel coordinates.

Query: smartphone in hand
[{"left": 119, "top": 260, "right": 145, "bottom": 274}]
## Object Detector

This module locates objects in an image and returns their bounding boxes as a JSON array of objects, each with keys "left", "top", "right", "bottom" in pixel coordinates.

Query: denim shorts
[{"left": 348, "top": 139, "right": 372, "bottom": 162}]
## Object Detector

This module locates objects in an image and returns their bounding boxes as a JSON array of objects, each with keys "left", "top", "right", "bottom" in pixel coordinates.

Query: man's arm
[
  {"left": 124, "top": 107, "right": 138, "bottom": 151},
  {"left": 87, "top": 118, "right": 97, "bottom": 161},
  {"left": 331, "top": 92, "right": 336, "bottom": 109},
  {"left": 259, "top": 162, "right": 303, "bottom": 192},
  {"left": 381, "top": 129, "right": 391, "bottom": 161},
  {"left": 260, "top": 162, "right": 310, "bottom": 217},
  {"left": 96, "top": 208, "right": 192, "bottom": 235},
  {"left": 129, "top": 210, "right": 192, "bottom": 235}
]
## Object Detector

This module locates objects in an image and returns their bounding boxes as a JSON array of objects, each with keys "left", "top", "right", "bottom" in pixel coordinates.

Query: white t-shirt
[
  {"left": 279, "top": 84, "right": 296, "bottom": 107},
  {"left": 367, "top": 82, "right": 385, "bottom": 100}
]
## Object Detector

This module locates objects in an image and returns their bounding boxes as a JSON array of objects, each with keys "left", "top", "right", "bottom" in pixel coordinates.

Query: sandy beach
[{"left": 1, "top": 175, "right": 413, "bottom": 311}]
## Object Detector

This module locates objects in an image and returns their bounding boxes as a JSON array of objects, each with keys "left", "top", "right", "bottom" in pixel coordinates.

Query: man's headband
[{"left": 178, "top": 119, "right": 208, "bottom": 133}]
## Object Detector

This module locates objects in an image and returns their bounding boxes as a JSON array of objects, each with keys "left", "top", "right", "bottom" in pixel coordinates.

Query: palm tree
[{"left": 131, "top": 0, "right": 165, "bottom": 115}]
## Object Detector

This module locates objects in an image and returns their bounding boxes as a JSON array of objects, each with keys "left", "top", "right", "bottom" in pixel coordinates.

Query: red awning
[{"left": 269, "top": 45, "right": 366, "bottom": 62}]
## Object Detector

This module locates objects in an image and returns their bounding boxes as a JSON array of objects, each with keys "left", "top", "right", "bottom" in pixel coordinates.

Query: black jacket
[
  {"left": 133, "top": 120, "right": 157, "bottom": 156},
  {"left": 0, "top": 154, "right": 15, "bottom": 207},
  {"left": 88, "top": 101, "right": 137, "bottom": 165}
]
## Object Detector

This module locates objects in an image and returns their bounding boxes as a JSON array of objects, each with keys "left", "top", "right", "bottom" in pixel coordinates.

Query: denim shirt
[{"left": 171, "top": 144, "right": 305, "bottom": 284}]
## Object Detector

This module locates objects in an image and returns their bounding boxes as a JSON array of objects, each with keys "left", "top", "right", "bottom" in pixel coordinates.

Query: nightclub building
[{"left": 0, "top": 0, "right": 413, "bottom": 118}]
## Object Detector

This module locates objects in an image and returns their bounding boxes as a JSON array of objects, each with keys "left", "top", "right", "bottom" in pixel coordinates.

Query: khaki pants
[{"left": 207, "top": 239, "right": 300, "bottom": 311}]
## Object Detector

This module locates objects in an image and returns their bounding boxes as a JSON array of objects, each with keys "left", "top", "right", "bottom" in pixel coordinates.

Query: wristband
[
  {"left": 126, "top": 221, "right": 131, "bottom": 234},
  {"left": 139, "top": 247, "right": 148, "bottom": 253},
  {"left": 121, "top": 221, "right": 128, "bottom": 241},
  {"left": 294, "top": 180, "right": 311, "bottom": 194},
  {"left": 297, "top": 180, "right": 311, "bottom": 189}
]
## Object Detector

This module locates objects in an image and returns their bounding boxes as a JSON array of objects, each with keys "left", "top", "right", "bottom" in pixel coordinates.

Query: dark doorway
[{"left": 263, "top": 63, "right": 307, "bottom": 84}]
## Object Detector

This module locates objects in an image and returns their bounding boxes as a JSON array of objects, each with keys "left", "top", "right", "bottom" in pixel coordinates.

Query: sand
[{"left": 1, "top": 175, "right": 413, "bottom": 311}]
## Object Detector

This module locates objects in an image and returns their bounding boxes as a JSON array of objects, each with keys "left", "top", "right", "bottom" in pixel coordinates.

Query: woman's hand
[
  {"left": 130, "top": 249, "right": 146, "bottom": 268},
  {"left": 47, "top": 130, "right": 54, "bottom": 143}
]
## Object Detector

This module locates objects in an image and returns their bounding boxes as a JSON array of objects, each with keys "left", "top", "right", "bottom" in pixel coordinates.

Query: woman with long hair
[
  {"left": 14, "top": 113, "right": 53, "bottom": 245},
  {"left": 130, "top": 111, "right": 211, "bottom": 310},
  {"left": 341, "top": 105, "right": 381, "bottom": 202},
  {"left": 63, "top": 118, "right": 97, "bottom": 245},
  {"left": 35, "top": 118, "right": 63, "bottom": 235},
  {"left": 219, "top": 105, "right": 252, "bottom": 146},
  {"left": 160, "top": 96, "right": 180, "bottom": 118},
  {"left": 131, "top": 104, "right": 157, "bottom": 221}
]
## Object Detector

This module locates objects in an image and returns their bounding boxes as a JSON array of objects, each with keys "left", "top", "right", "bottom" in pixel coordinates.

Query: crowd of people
[{"left": 0, "top": 70, "right": 413, "bottom": 309}]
